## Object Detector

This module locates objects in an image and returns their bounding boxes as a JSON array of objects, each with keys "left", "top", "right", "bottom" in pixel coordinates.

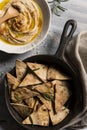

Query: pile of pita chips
[{"left": 6, "top": 59, "right": 71, "bottom": 126}]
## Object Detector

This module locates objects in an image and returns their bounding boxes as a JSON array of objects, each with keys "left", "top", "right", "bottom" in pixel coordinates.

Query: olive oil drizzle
[{"left": 0, "top": 0, "right": 10, "bottom": 10}]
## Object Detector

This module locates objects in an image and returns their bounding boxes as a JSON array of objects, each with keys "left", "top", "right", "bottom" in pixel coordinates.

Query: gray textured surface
[{"left": 0, "top": 0, "right": 87, "bottom": 129}]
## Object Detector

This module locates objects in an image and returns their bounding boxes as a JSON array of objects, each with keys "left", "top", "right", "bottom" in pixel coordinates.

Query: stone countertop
[{"left": 0, "top": 0, "right": 87, "bottom": 130}]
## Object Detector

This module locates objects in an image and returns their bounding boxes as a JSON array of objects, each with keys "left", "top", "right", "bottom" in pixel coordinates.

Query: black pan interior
[{"left": 5, "top": 55, "right": 84, "bottom": 130}]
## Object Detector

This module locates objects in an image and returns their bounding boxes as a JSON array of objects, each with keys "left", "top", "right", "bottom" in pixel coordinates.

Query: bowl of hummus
[{"left": 0, "top": 0, "right": 51, "bottom": 53}]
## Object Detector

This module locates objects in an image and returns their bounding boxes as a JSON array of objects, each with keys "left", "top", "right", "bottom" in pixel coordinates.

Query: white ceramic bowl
[{"left": 0, "top": 0, "right": 51, "bottom": 54}]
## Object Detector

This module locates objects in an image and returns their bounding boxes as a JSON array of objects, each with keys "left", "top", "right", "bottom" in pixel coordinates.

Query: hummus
[{"left": 0, "top": 0, "right": 43, "bottom": 45}]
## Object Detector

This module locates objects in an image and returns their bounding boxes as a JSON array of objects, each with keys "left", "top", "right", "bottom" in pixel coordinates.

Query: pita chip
[
  {"left": 6, "top": 72, "right": 20, "bottom": 90},
  {"left": 11, "top": 88, "right": 38, "bottom": 102},
  {"left": 11, "top": 103, "right": 32, "bottom": 118},
  {"left": 47, "top": 67, "right": 70, "bottom": 80},
  {"left": 37, "top": 95, "right": 52, "bottom": 111},
  {"left": 52, "top": 80, "right": 70, "bottom": 112},
  {"left": 27, "top": 62, "right": 48, "bottom": 81},
  {"left": 19, "top": 73, "right": 42, "bottom": 87},
  {"left": 24, "top": 98, "right": 36, "bottom": 109},
  {"left": 16, "top": 60, "right": 27, "bottom": 80},
  {"left": 32, "top": 82, "right": 54, "bottom": 96},
  {"left": 49, "top": 106, "right": 69, "bottom": 125},
  {"left": 22, "top": 105, "right": 49, "bottom": 126}
]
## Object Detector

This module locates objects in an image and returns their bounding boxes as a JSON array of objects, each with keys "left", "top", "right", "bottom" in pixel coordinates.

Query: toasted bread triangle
[
  {"left": 49, "top": 106, "right": 69, "bottom": 125},
  {"left": 16, "top": 60, "right": 27, "bottom": 81},
  {"left": 47, "top": 67, "right": 71, "bottom": 80},
  {"left": 19, "top": 73, "right": 42, "bottom": 87},
  {"left": 11, "top": 103, "right": 32, "bottom": 118},
  {"left": 11, "top": 87, "right": 39, "bottom": 103},
  {"left": 22, "top": 105, "right": 49, "bottom": 126},
  {"left": 52, "top": 80, "right": 70, "bottom": 112},
  {"left": 27, "top": 62, "right": 48, "bottom": 81},
  {"left": 6, "top": 72, "right": 20, "bottom": 90}
]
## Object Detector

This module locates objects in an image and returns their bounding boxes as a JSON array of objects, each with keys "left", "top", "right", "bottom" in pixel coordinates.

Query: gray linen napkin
[{"left": 62, "top": 31, "right": 87, "bottom": 129}]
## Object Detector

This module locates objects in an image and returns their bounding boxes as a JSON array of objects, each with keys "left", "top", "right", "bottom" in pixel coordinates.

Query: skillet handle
[{"left": 55, "top": 19, "right": 77, "bottom": 57}]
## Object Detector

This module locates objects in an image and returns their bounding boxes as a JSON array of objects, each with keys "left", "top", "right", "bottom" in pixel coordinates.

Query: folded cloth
[{"left": 61, "top": 31, "right": 87, "bottom": 129}]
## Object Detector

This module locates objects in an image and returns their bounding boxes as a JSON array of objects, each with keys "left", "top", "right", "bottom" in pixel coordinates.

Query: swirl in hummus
[{"left": 0, "top": 0, "right": 43, "bottom": 45}]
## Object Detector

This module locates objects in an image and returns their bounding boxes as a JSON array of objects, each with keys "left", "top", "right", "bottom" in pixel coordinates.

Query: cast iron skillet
[{"left": 5, "top": 20, "right": 84, "bottom": 130}]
